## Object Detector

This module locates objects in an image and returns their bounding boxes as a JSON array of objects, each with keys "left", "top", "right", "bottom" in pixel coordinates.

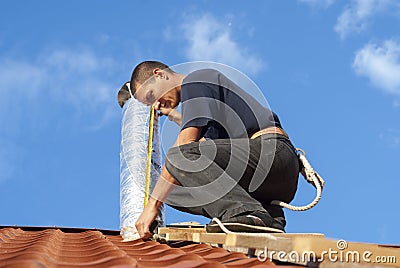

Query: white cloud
[
  {"left": 0, "top": 48, "right": 118, "bottom": 128},
  {"left": 0, "top": 60, "right": 47, "bottom": 97},
  {"left": 181, "top": 14, "right": 263, "bottom": 75},
  {"left": 0, "top": 47, "right": 121, "bottom": 182},
  {"left": 298, "top": 0, "right": 335, "bottom": 8},
  {"left": 353, "top": 39, "right": 400, "bottom": 95},
  {"left": 334, "top": 0, "right": 394, "bottom": 39},
  {"left": 44, "top": 50, "right": 102, "bottom": 74},
  {"left": 43, "top": 49, "right": 116, "bottom": 106}
]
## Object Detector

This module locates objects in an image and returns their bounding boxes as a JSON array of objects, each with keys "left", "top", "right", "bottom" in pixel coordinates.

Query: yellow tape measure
[{"left": 144, "top": 107, "right": 155, "bottom": 208}]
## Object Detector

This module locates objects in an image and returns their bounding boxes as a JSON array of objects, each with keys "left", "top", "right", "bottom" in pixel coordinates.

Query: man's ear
[{"left": 153, "top": 68, "right": 166, "bottom": 79}]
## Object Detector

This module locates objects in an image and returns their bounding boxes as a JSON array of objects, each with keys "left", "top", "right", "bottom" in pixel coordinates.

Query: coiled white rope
[
  {"left": 270, "top": 148, "right": 325, "bottom": 211},
  {"left": 211, "top": 217, "right": 233, "bottom": 234},
  {"left": 210, "top": 217, "right": 278, "bottom": 240}
]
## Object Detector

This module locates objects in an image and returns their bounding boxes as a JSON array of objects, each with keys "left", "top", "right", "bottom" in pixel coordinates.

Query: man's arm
[
  {"left": 166, "top": 108, "right": 182, "bottom": 126},
  {"left": 162, "top": 109, "right": 206, "bottom": 142},
  {"left": 135, "top": 126, "right": 202, "bottom": 239}
]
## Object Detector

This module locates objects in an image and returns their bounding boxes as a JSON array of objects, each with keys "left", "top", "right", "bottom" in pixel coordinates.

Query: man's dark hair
[
  {"left": 117, "top": 81, "right": 131, "bottom": 108},
  {"left": 130, "top": 61, "right": 174, "bottom": 95}
]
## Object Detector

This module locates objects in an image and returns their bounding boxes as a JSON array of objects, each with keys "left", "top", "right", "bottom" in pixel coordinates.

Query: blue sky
[{"left": 1, "top": 0, "right": 399, "bottom": 245}]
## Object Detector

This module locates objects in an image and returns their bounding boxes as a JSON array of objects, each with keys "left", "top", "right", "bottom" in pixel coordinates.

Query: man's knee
[
  {"left": 165, "top": 147, "right": 180, "bottom": 178},
  {"left": 165, "top": 146, "right": 196, "bottom": 179},
  {"left": 166, "top": 143, "right": 201, "bottom": 164}
]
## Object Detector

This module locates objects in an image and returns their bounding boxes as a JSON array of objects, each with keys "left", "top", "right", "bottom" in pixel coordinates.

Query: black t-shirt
[{"left": 181, "top": 69, "right": 282, "bottom": 139}]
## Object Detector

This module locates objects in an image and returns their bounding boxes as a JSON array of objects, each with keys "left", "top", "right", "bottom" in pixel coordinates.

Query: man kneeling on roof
[{"left": 128, "top": 61, "right": 299, "bottom": 239}]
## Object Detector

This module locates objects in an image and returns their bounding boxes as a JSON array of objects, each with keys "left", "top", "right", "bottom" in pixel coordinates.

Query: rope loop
[{"left": 270, "top": 148, "right": 325, "bottom": 211}]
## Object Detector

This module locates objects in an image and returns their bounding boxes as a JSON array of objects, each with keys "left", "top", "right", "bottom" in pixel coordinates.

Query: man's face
[
  {"left": 134, "top": 73, "right": 180, "bottom": 113},
  {"left": 134, "top": 79, "right": 160, "bottom": 106}
]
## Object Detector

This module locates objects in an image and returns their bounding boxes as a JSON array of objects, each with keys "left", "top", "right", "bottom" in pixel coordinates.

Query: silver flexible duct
[{"left": 120, "top": 98, "right": 164, "bottom": 241}]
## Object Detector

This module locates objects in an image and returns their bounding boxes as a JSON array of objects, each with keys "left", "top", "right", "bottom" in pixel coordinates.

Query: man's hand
[
  {"left": 135, "top": 199, "right": 161, "bottom": 239},
  {"left": 153, "top": 101, "right": 182, "bottom": 125},
  {"left": 153, "top": 100, "right": 169, "bottom": 114}
]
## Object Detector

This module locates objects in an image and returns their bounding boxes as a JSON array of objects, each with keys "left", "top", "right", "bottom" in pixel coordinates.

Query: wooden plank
[
  {"left": 159, "top": 227, "right": 399, "bottom": 267},
  {"left": 158, "top": 227, "right": 206, "bottom": 235},
  {"left": 225, "top": 232, "right": 292, "bottom": 252},
  {"left": 160, "top": 227, "right": 206, "bottom": 241},
  {"left": 164, "top": 232, "right": 189, "bottom": 241},
  {"left": 226, "top": 233, "right": 399, "bottom": 267},
  {"left": 160, "top": 228, "right": 324, "bottom": 250},
  {"left": 159, "top": 227, "right": 323, "bottom": 237},
  {"left": 224, "top": 233, "right": 399, "bottom": 267},
  {"left": 192, "top": 233, "right": 227, "bottom": 244},
  {"left": 224, "top": 233, "right": 305, "bottom": 266},
  {"left": 271, "top": 233, "right": 324, "bottom": 238}
]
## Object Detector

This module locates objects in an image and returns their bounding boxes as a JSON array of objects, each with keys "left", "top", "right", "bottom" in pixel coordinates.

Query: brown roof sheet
[{"left": 0, "top": 226, "right": 292, "bottom": 268}]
